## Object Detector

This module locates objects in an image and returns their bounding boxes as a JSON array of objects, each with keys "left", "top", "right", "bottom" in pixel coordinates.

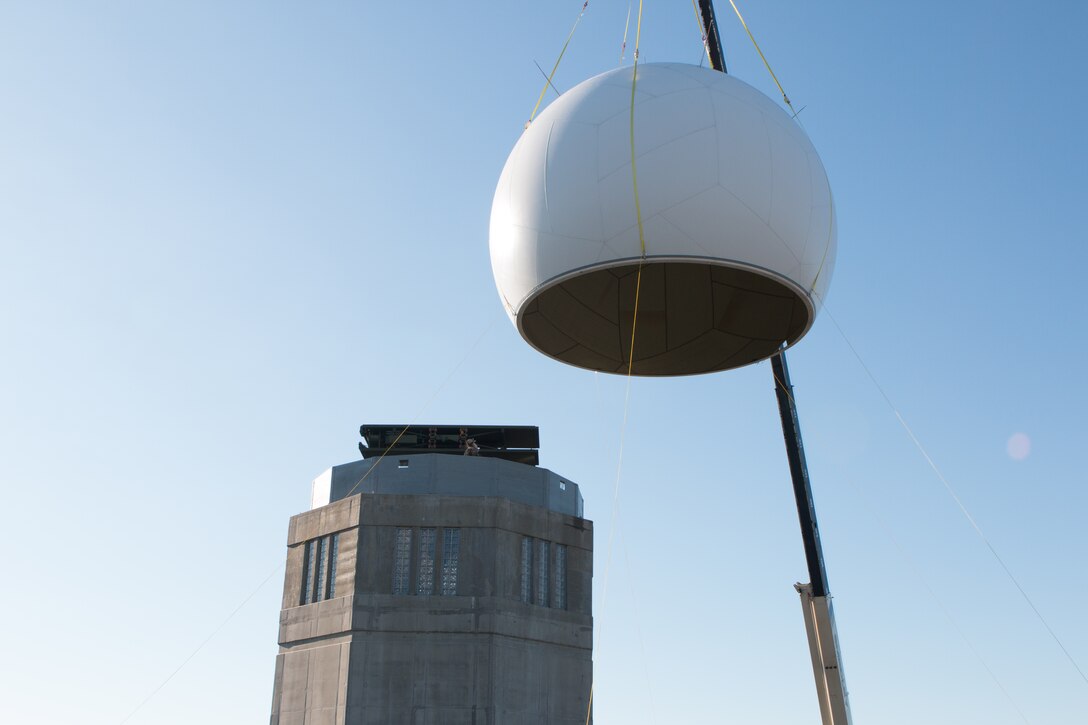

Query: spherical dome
[{"left": 489, "top": 62, "right": 836, "bottom": 376}]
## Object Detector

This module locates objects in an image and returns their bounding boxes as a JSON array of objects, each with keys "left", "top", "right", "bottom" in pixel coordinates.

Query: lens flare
[{"left": 1006, "top": 432, "right": 1031, "bottom": 461}]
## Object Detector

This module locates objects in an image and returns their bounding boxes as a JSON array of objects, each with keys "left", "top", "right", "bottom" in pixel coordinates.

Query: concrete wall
[{"left": 271, "top": 464, "right": 593, "bottom": 725}]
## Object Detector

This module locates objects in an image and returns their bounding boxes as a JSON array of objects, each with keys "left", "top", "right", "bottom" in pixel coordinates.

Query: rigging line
[
  {"left": 726, "top": 0, "right": 796, "bottom": 115},
  {"left": 780, "top": 103, "right": 834, "bottom": 295},
  {"left": 629, "top": 0, "right": 647, "bottom": 257},
  {"left": 342, "top": 312, "right": 502, "bottom": 500},
  {"left": 119, "top": 314, "right": 498, "bottom": 723},
  {"left": 785, "top": 99, "right": 833, "bottom": 296},
  {"left": 768, "top": 359, "right": 1032, "bottom": 721},
  {"left": 588, "top": 13, "right": 648, "bottom": 711},
  {"left": 620, "top": 3, "right": 632, "bottom": 62},
  {"left": 814, "top": 297, "right": 1088, "bottom": 689},
  {"left": 595, "top": 0, "right": 649, "bottom": 651},
  {"left": 586, "top": 260, "right": 644, "bottom": 725},
  {"left": 117, "top": 564, "right": 282, "bottom": 725},
  {"left": 591, "top": 2, "right": 648, "bottom": 718},
  {"left": 534, "top": 60, "right": 562, "bottom": 97},
  {"left": 744, "top": 48, "right": 831, "bottom": 301},
  {"left": 844, "top": 476, "right": 1033, "bottom": 724},
  {"left": 619, "top": 513, "right": 660, "bottom": 723},
  {"left": 808, "top": 185, "right": 834, "bottom": 293},
  {"left": 529, "top": 1, "right": 590, "bottom": 125}
]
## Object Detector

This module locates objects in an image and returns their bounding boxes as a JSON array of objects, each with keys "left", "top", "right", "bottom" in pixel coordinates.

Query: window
[
  {"left": 327, "top": 533, "right": 339, "bottom": 599},
  {"left": 393, "top": 526, "right": 460, "bottom": 596},
  {"left": 393, "top": 527, "right": 413, "bottom": 595},
  {"left": 315, "top": 536, "right": 329, "bottom": 601},
  {"left": 536, "top": 540, "right": 550, "bottom": 606},
  {"left": 519, "top": 537, "right": 568, "bottom": 609},
  {"left": 416, "top": 528, "right": 436, "bottom": 595},
  {"left": 554, "top": 544, "right": 567, "bottom": 610},
  {"left": 299, "top": 533, "right": 340, "bottom": 606},
  {"left": 520, "top": 537, "right": 533, "bottom": 603},
  {"left": 441, "top": 528, "right": 460, "bottom": 595},
  {"left": 301, "top": 540, "right": 316, "bottom": 605}
]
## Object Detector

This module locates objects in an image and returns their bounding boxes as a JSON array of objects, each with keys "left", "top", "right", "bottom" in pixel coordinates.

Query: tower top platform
[{"left": 359, "top": 424, "right": 540, "bottom": 465}]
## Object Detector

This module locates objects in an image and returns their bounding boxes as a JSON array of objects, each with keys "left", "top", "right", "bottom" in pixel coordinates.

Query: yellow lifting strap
[{"left": 727, "top": 0, "right": 797, "bottom": 116}]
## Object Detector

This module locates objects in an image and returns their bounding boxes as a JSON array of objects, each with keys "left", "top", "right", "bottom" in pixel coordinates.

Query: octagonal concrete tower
[
  {"left": 270, "top": 426, "right": 593, "bottom": 725},
  {"left": 490, "top": 63, "right": 836, "bottom": 375}
]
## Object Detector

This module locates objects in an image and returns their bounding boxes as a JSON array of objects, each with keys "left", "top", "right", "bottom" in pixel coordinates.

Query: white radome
[{"left": 489, "top": 62, "right": 836, "bottom": 376}]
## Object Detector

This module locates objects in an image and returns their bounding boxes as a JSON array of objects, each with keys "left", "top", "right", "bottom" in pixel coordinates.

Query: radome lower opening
[{"left": 519, "top": 261, "right": 811, "bottom": 376}]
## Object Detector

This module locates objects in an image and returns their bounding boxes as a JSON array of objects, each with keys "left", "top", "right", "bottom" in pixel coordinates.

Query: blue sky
[{"left": 1, "top": 2, "right": 1086, "bottom": 723}]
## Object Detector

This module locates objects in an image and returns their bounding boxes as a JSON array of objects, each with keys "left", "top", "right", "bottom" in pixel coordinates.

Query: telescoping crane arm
[
  {"left": 773, "top": 352, "right": 853, "bottom": 725},
  {"left": 692, "top": 4, "right": 853, "bottom": 723},
  {"left": 796, "top": 582, "right": 851, "bottom": 724}
]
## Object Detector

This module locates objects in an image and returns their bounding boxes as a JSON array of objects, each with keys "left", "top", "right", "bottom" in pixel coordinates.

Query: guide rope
[
  {"left": 587, "top": 5, "right": 650, "bottom": 722},
  {"left": 767, "top": 361, "right": 1033, "bottom": 723},
  {"left": 528, "top": 2, "right": 590, "bottom": 125},
  {"left": 808, "top": 190, "right": 834, "bottom": 294},
  {"left": 619, "top": 500, "right": 661, "bottom": 721},
  {"left": 845, "top": 474, "right": 1034, "bottom": 723},
  {"left": 719, "top": 4, "right": 1071, "bottom": 705},
  {"left": 117, "top": 565, "right": 281, "bottom": 724},
  {"left": 585, "top": 267, "right": 642, "bottom": 725},
  {"left": 620, "top": 3, "right": 632, "bottom": 62},
  {"left": 342, "top": 313, "right": 502, "bottom": 500},
  {"left": 116, "top": 314, "right": 503, "bottom": 723},
  {"left": 813, "top": 296, "right": 1088, "bottom": 691}
]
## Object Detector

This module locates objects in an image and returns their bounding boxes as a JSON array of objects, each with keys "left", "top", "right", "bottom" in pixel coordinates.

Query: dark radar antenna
[{"left": 359, "top": 425, "right": 540, "bottom": 466}]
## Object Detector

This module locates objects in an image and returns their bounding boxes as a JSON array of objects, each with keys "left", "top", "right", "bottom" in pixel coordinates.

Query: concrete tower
[{"left": 270, "top": 425, "right": 593, "bottom": 724}]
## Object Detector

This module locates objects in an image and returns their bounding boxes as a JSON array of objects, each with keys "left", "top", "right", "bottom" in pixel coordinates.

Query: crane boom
[
  {"left": 772, "top": 350, "right": 853, "bottom": 725},
  {"left": 691, "top": 3, "right": 854, "bottom": 722}
]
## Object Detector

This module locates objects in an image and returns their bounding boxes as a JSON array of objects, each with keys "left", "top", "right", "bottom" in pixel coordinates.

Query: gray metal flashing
[{"left": 312, "top": 453, "right": 584, "bottom": 517}]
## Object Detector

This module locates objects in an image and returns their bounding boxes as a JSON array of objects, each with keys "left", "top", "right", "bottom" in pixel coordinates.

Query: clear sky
[{"left": 2, "top": 2, "right": 1086, "bottom": 723}]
